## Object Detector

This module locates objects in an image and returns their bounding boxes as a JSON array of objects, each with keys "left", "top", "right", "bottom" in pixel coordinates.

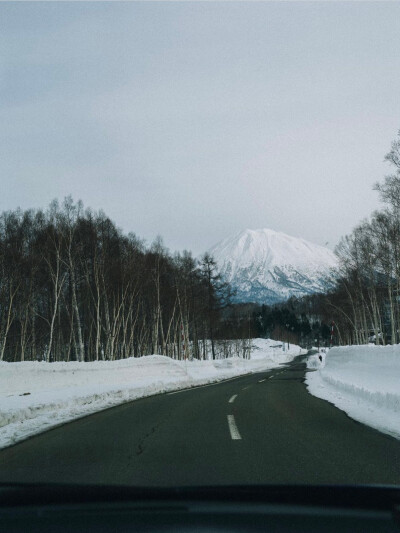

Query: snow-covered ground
[
  {"left": 306, "top": 345, "right": 400, "bottom": 439},
  {"left": 0, "top": 339, "right": 305, "bottom": 449}
]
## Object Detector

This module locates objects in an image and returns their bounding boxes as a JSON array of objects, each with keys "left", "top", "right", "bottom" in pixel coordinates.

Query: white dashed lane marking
[
  {"left": 229, "top": 394, "right": 238, "bottom": 404},
  {"left": 227, "top": 415, "right": 242, "bottom": 440}
]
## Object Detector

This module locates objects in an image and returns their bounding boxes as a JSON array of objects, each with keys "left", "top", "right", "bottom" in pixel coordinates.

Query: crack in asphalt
[{"left": 136, "top": 426, "right": 157, "bottom": 456}]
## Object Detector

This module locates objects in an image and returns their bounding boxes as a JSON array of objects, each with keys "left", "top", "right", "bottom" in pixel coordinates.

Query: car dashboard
[{"left": 1, "top": 484, "right": 399, "bottom": 532}]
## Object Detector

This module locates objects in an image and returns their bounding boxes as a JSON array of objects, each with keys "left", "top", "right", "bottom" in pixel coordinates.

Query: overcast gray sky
[{"left": 1, "top": 1, "right": 400, "bottom": 255}]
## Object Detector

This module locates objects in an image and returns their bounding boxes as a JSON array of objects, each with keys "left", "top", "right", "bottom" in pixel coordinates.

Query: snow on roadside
[
  {"left": 0, "top": 339, "right": 305, "bottom": 449},
  {"left": 306, "top": 348, "right": 327, "bottom": 369},
  {"left": 306, "top": 344, "right": 400, "bottom": 439}
]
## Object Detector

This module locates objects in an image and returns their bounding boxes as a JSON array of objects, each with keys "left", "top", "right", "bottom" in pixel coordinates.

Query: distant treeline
[
  {"left": 248, "top": 299, "right": 331, "bottom": 348},
  {"left": 0, "top": 198, "right": 254, "bottom": 363}
]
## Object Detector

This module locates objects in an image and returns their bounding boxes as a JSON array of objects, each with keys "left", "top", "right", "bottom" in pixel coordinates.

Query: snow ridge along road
[{"left": 306, "top": 344, "right": 400, "bottom": 439}]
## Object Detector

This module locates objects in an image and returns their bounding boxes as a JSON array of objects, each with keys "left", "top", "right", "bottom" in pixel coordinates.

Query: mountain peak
[{"left": 208, "top": 229, "right": 338, "bottom": 304}]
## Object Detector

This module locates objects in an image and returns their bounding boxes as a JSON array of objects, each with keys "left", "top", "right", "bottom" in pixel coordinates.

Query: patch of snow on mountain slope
[{"left": 209, "top": 229, "right": 338, "bottom": 304}]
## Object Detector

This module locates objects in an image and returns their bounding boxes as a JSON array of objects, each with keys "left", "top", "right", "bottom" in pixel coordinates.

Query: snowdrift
[
  {"left": 0, "top": 339, "right": 305, "bottom": 449},
  {"left": 306, "top": 344, "right": 400, "bottom": 439}
]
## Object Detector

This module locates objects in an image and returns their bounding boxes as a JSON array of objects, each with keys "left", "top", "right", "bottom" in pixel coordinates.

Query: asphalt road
[{"left": 1, "top": 355, "right": 400, "bottom": 486}]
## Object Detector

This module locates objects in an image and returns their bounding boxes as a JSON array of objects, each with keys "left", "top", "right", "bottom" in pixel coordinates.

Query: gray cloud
[{"left": 1, "top": 2, "right": 400, "bottom": 254}]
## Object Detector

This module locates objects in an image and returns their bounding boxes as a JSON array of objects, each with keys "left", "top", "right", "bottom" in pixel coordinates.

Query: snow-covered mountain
[{"left": 208, "top": 229, "right": 338, "bottom": 304}]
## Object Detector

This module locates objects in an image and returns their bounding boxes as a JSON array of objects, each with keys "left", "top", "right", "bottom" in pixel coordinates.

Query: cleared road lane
[{"left": 1, "top": 356, "right": 400, "bottom": 486}]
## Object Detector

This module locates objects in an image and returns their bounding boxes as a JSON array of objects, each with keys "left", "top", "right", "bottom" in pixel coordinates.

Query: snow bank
[
  {"left": 0, "top": 339, "right": 305, "bottom": 449},
  {"left": 306, "top": 344, "right": 400, "bottom": 439}
]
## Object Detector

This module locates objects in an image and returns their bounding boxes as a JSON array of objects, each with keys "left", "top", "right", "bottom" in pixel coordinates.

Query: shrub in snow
[{"left": 306, "top": 352, "right": 326, "bottom": 369}]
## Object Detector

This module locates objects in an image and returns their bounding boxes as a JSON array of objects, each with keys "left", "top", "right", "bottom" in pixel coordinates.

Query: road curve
[{"left": 1, "top": 356, "right": 400, "bottom": 486}]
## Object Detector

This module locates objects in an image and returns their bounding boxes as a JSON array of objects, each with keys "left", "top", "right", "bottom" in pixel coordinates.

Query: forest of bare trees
[
  {"left": 3, "top": 132, "right": 400, "bottom": 360},
  {"left": 0, "top": 198, "right": 250, "bottom": 363}
]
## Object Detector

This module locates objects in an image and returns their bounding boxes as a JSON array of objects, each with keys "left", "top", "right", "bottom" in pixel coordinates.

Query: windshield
[{"left": 1, "top": 1, "right": 400, "bottom": 489}]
